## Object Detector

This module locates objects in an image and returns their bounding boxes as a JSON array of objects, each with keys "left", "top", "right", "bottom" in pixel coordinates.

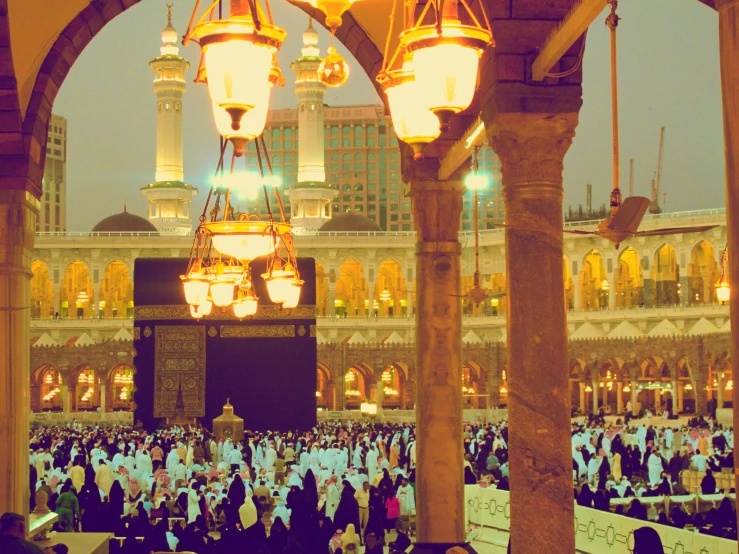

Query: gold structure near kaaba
[{"left": 212, "top": 398, "right": 244, "bottom": 441}]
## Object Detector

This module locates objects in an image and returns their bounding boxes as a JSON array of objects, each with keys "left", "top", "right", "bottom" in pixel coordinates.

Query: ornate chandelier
[
  {"left": 184, "top": 0, "right": 286, "bottom": 156},
  {"left": 181, "top": 136, "right": 302, "bottom": 319},
  {"left": 377, "top": 0, "right": 493, "bottom": 158}
]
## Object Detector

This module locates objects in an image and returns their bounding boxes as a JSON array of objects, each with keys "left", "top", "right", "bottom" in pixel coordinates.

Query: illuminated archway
[
  {"left": 109, "top": 365, "right": 134, "bottom": 411},
  {"left": 688, "top": 241, "right": 718, "bottom": 305},
  {"left": 380, "top": 365, "right": 403, "bottom": 407},
  {"left": 33, "top": 365, "right": 63, "bottom": 412},
  {"left": 335, "top": 260, "right": 367, "bottom": 317},
  {"left": 373, "top": 260, "right": 407, "bottom": 317},
  {"left": 651, "top": 244, "right": 679, "bottom": 306},
  {"left": 60, "top": 260, "right": 91, "bottom": 318},
  {"left": 580, "top": 250, "right": 608, "bottom": 311},
  {"left": 463, "top": 361, "right": 487, "bottom": 409},
  {"left": 317, "top": 363, "right": 334, "bottom": 409},
  {"left": 615, "top": 248, "right": 643, "bottom": 308},
  {"left": 70, "top": 366, "right": 100, "bottom": 412},
  {"left": 99, "top": 261, "right": 133, "bottom": 318},
  {"left": 31, "top": 261, "right": 54, "bottom": 319},
  {"left": 315, "top": 262, "right": 329, "bottom": 317},
  {"left": 344, "top": 365, "right": 370, "bottom": 408}
]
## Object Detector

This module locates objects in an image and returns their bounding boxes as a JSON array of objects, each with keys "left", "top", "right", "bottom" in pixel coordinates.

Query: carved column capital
[{"left": 488, "top": 112, "right": 578, "bottom": 189}]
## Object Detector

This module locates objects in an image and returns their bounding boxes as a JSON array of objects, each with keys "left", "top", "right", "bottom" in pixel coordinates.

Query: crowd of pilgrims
[
  {"left": 28, "top": 420, "right": 436, "bottom": 554},
  {"left": 570, "top": 414, "right": 738, "bottom": 539},
  {"left": 27, "top": 416, "right": 739, "bottom": 552}
]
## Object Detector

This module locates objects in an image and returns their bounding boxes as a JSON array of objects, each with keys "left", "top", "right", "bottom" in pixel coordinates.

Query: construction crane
[{"left": 649, "top": 126, "right": 665, "bottom": 214}]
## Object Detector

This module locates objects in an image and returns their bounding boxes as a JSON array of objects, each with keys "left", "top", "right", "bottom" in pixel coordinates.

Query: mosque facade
[{"left": 28, "top": 12, "right": 733, "bottom": 423}]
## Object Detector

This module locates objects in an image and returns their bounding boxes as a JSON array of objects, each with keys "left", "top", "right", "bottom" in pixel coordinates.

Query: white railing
[
  {"left": 30, "top": 411, "right": 134, "bottom": 426},
  {"left": 466, "top": 485, "right": 736, "bottom": 554}
]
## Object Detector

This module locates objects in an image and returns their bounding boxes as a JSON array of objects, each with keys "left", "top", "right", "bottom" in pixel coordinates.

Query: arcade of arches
[
  {"left": 31, "top": 259, "right": 134, "bottom": 318},
  {"left": 30, "top": 334, "right": 732, "bottom": 416}
]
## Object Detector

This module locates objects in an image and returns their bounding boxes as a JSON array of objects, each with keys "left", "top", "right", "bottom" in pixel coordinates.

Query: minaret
[
  {"left": 141, "top": 2, "right": 196, "bottom": 235},
  {"left": 288, "top": 19, "right": 336, "bottom": 230}
]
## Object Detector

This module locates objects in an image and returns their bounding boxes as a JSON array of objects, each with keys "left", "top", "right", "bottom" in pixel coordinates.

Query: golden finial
[{"left": 166, "top": 2, "right": 173, "bottom": 25}]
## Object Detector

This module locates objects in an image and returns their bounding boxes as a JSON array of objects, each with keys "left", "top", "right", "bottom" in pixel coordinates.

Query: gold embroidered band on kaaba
[{"left": 135, "top": 305, "right": 316, "bottom": 321}]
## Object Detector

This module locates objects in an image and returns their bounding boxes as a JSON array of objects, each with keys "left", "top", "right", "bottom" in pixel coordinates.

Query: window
[
  {"left": 343, "top": 139, "right": 351, "bottom": 147},
  {"left": 355, "top": 195, "right": 363, "bottom": 201},
  {"left": 402, "top": 213, "right": 411, "bottom": 220},
  {"left": 343, "top": 195, "right": 351, "bottom": 202},
  {"left": 355, "top": 125, "right": 363, "bottom": 134},
  {"left": 331, "top": 153, "right": 339, "bottom": 161},
  {"left": 272, "top": 142, "right": 280, "bottom": 150},
  {"left": 390, "top": 151, "right": 398, "bottom": 159},
  {"left": 391, "top": 214, "right": 398, "bottom": 221},
  {"left": 331, "top": 126, "right": 339, "bottom": 135},
  {"left": 331, "top": 164, "right": 339, "bottom": 171},
  {"left": 368, "top": 204, "right": 376, "bottom": 211},
  {"left": 342, "top": 125, "right": 350, "bottom": 134},
  {"left": 367, "top": 138, "right": 376, "bottom": 147},
  {"left": 368, "top": 194, "right": 376, "bottom": 201},
  {"left": 390, "top": 162, "right": 399, "bottom": 170},
  {"left": 284, "top": 141, "right": 292, "bottom": 149},
  {"left": 355, "top": 205, "right": 364, "bottom": 212},
  {"left": 272, "top": 128, "right": 280, "bottom": 138},
  {"left": 367, "top": 163, "right": 376, "bottom": 170},
  {"left": 368, "top": 153, "right": 376, "bottom": 160},
  {"left": 343, "top": 184, "right": 351, "bottom": 192},
  {"left": 391, "top": 137, "right": 398, "bottom": 146},
  {"left": 390, "top": 183, "right": 398, "bottom": 190},
  {"left": 391, "top": 204, "right": 398, "bottom": 210},
  {"left": 53, "top": 138, "right": 61, "bottom": 145},
  {"left": 368, "top": 173, "right": 376, "bottom": 181},
  {"left": 285, "top": 165, "right": 293, "bottom": 173},
  {"left": 368, "top": 184, "right": 376, "bottom": 191},
  {"left": 331, "top": 139, "right": 339, "bottom": 148},
  {"left": 367, "top": 125, "right": 375, "bottom": 135},
  {"left": 390, "top": 193, "right": 399, "bottom": 200},
  {"left": 354, "top": 138, "right": 363, "bottom": 147},
  {"left": 355, "top": 184, "right": 364, "bottom": 191},
  {"left": 272, "top": 156, "right": 281, "bottom": 165},
  {"left": 284, "top": 128, "right": 292, "bottom": 137},
  {"left": 285, "top": 156, "right": 292, "bottom": 162},
  {"left": 402, "top": 224, "right": 411, "bottom": 231}
]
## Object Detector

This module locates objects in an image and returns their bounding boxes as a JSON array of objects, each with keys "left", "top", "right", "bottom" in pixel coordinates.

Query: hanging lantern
[
  {"left": 318, "top": 46, "right": 350, "bottom": 87},
  {"left": 181, "top": 264, "right": 212, "bottom": 306},
  {"left": 262, "top": 262, "right": 297, "bottom": 304},
  {"left": 187, "top": 0, "right": 286, "bottom": 137},
  {"left": 397, "top": 0, "right": 493, "bottom": 132},
  {"left": 379, "top": 58, "right": 440, "bottom": 160},
  {"left": 298, "top": 0, "right": 359, "bottom": 32},
  {"left": 210, "top": 60, "right": 282, "bottom": 156},
  {"left": 204, "top": 219, "right": 290, "bottom": 262},
  {"left": 282, "top": 280, "right": 304, "bottom": 309},
  {"left": 190, "top": 305, "right": 205, "bottom": 319},
  {"left": 210, "top": 275, "right": 238, "bottom": 307},
  {"left": 380, "top": 289, "right": 391, "bottom": 302},
  {"left": 716, "top": 281, "right": 730, "bottom": 303}
]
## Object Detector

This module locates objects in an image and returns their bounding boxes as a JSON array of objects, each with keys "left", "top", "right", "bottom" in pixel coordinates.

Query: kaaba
[{"left": 132, "top": 257, "right": 317, "bottom": 432}]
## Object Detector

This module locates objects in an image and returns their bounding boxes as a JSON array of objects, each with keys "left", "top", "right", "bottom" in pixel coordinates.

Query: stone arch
[
  {"left": 344, "top": 363, "right": 372, "bottom": 408},
  {"left": 99, "top": 259, "right": 132, "bottom": 318},
  {"left": 108, "top": 363, "right": 134, "bottom": 412},
  {"left": 316, "top": 362, "right": 334, "bottom": 410},
  {"left": 374, "top": 259, "right": 408, "bottom": 317},
  {"left": 615, "top": 247, "right": 643, "bottom": 308},
  {"left": 31, "top": 364, "right": 63, "bottom": 413},
  {"left": 579, "top": 250, "right": 608, "bottom": 311},
  {"left": 651, "top": 243, "right": 680, "bottom": 306},
  {"left": 68, "top": 364, "right": 100, "bottom": 412},
  {"left": 335, "top": 259, "right": 367, "bottom": 317},
  {"left": 688, "top": 240, "right": 718, "bottom": 305},
  {"left": 59, "top": 259, "right": 91, "bottom": 318},
  {"left": 31, "top": 260, "right": 54, "bottom": 318},
  {"left": 463, "top": 360, "right": 488, "bottom": 409}
]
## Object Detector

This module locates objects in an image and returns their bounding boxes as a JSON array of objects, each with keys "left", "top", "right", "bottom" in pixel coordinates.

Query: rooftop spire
[
  {"left": 160, "top": 2, "right": 179, "bottom": 56},
  {"left": 301, "top": 16, "right": 320, "bottom": 58}
]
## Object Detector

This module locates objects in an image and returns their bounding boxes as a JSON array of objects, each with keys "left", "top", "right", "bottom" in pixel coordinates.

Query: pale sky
[{"left": 53, "top": 0, "right": 725, "bottom": 231}]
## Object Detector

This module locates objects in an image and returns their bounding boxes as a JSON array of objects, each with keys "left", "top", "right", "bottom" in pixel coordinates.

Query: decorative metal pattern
[
  {"left": 135, "top": 305, "right": 316, "bottom": 321},
  {"left": 310, "top": 324, "right": 316, "bottom": 337},
  {"left": 144, "top": 326, "right": 152, "bottom": 338},
  {"left": 133, "top": 327, "right": 141, "bottom": 340},
  {"left": 208, "top": 326, "right": 218, "bottom": 338},
  {"left": 298, "top": 325, "right": 306, "bottom": 336},
  {"left": 220, "top": 325, "right": 295, "bottom": 338},
  {"left": 154, "top": 326, "right": 206, "bottom": 418}
]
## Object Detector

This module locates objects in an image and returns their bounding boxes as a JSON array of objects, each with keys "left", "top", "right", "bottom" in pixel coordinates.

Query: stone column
[
  {"left": 0, "top": 190, "right": 37, "bottom": 518},
  {"left": 671, "top": 379, "right": 679, "bottom": 414},
  {"left": 608, "top": 279, "right": 616, "bottom": 310},
  {"left": 100, "top": 379, "right": 107, "bottom": 413},
  {"left": 678, "top": 383, "right": 684, "bottom": 413},
  {"left": 328, "top": 283, "right": 336, "bottom": 317},
  {"left": 61, "top": 385, "right": 70, "bottom": 414},
  {"left": 377, "top": 383, "right": 384, "bottom": 420},
  {"left": 367, "top": 280, "right": 375, "bottom": 317},
  {"left": 617, "top": 382, "right": 623, "bottom": 414},
  {"left": 409, "top": 172, "right": 466, "bottom": 549},
  {"left": 679, "top": 276, "right": 690, "bottom": 307},
  {"left": 334, "top": 375, "right": 345, "bottom": 411},
  {"left": 579, "top": 382, "right": 586, "bottom": 413},
  {"left": 631, "top": 379, "right": 638, "bottom": 415},
  {"left": 602, "top": 382, "right": 608, "bottom": 408},
  {"left": 52, "top": 283, "right": 61, "bottom": 316},
  {"left": 572, "top": 277, "right": 581, "bottom": 311},
  {"left": 592, "top": 379, "right": 599, "bottom": 412},
  {"left": 724, "top": 8, "right": 739, "bottom": 517},
  {"left": 643, "top": 278, "right": 654, "bottom": 308},
  {"left": 717, "top": 373, "right": 724, "bottom": 409},
  {"left": 489, "top": 113, "right": 576, "bottom": 554}
]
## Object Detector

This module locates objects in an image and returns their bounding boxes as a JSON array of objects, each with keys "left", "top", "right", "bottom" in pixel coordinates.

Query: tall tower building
[
  {"left": 287, "top": 19, "right": 336, "bottom": 230},
  {"left": 141, "top": 4, "right": 195, "bottom": 235},
  {"left": 38, "top": 114, "right": 67, "bottom": 232}
]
